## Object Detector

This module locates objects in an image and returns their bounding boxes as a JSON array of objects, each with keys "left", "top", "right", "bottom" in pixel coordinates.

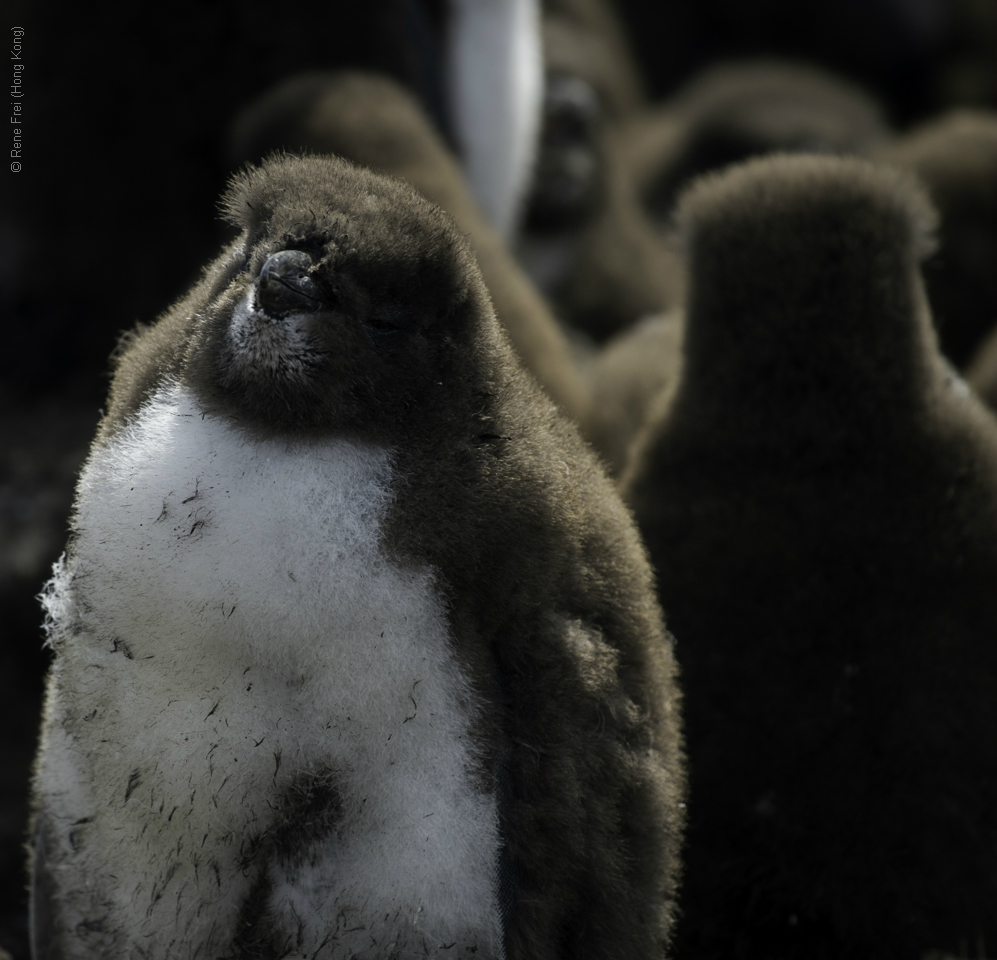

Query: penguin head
[
  {"left": 665, "top": 153, "right": 942, "bottom": 450},
  {"left": 169, "top": 154, "right": 496, "bottom": 440},
  {"left": 643, "top": 61, "right": 890, "bottom": 222}
]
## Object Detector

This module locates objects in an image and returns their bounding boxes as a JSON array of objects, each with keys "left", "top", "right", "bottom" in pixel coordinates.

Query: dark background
[{"left": 2, "top": 0, "right": 994, "bottom": 955}]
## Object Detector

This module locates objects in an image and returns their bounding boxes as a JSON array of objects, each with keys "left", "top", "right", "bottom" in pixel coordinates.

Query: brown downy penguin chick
[
  {"left": 522, "top": 116, "right": 686, "bottom": 343},
  {"left": 585, "top": 310, "right": 684, "bottom": 476},
  {"left": 517, "top": 0, "right": 685, "bottom": 342},
  {"left": 873, "top": 109, "right": 997, "bottom": 368},
  {"left": 624, "top": 154, "right": 997, "bottom": 959},
  {"left": 632, "top": 60, "right": 890, "bottom": 226},
  {"left": 540, "top": 0, "right": 644, "bottom": 122},
  {"left": 30, "top": 155, "right": 685, "bottom": 959},
  {"left": 229, "top": 70, "right": 590, "bottom": 424}
]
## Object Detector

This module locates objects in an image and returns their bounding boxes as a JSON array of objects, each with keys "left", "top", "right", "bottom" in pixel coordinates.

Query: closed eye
[
  {"left": 365, "top": 314, "right": 403, "bottom": 333},
  {"left": 362, "top": 299, "right": 419, "bottom": 347}
]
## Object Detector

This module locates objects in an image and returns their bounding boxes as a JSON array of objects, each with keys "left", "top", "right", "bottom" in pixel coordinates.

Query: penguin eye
[{"left": 362, "top": 300, "right": 418, "bottom": 347}]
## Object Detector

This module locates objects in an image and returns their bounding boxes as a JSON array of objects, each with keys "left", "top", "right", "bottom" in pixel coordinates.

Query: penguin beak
[{"left": 257, "top": 249, "right": 325, "bottom": 318}]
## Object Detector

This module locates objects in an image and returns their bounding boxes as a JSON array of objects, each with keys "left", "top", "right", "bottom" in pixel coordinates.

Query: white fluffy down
[{"left": 35, "top": 382, "right": 503, "bottom": 959}]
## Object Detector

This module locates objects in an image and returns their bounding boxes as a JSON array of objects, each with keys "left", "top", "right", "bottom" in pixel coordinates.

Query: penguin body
[
  {"left": 624, "top": 154, "right": 997, "bottom": 958},
  {"left": 31, "top": 155, "right": 684, "bottom": 959}
]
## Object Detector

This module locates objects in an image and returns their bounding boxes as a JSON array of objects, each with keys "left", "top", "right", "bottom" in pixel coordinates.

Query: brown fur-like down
[
  {"left": 624, "top": 154, "right": 997, "bottom": 959},
  {"left": 36, "top": 155, "right": 685, "bottom": 959}
]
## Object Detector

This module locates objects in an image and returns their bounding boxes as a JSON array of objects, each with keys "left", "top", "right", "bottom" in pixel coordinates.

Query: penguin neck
[{"left": 665, "top": 269, "right": 942, "bottom": 460}]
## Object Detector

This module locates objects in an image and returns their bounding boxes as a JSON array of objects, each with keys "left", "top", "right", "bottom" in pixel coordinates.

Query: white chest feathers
[{"left": 35, "top": 383, "right": 504, "bottom": 959}]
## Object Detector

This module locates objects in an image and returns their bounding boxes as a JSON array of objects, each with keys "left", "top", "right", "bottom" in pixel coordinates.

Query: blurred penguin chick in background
[{"left": 625, "top": 153, "right": 997, "bottom": 960}]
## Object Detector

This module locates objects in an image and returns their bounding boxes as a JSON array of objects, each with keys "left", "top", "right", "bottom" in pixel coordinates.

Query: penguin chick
[
  {"left": 873, "top": 109, "right": 997, "bottom": 368},
  {"left": 636, "top": 60, "right": 890, "bottom": 225},
  {"left": 228, "top": 70, "right": 590, "bottom": 425},
  {"left": 519, "top": 0, "right": 645, "bottom": 242},
  {"left": 518, "top": 115, "right": 686, "bottom": 343},
  {"left": 624, "top": 154, "right": 997, "bottom": 959},
  {"left": 30, "top": 155, "right": 684, "bottom": 960},
  {"left": 516, "top": 4, "right": 684, "bottom": 343},
  {"left": 540, "top": 0, "right": 644, "bottom": 122}
]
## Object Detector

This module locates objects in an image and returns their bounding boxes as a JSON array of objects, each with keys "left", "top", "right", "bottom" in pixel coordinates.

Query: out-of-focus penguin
[
  {"left": 30, "top": 155, "right": 684, "bottom": 960},
  {"left": 629, "top": 60, "right": 890, "bottom": 225},
  {"left": 624, "top": 154, "right": 997, "bottom": 959},
  {"left": 515, "top": 0, "right": 685, "bottom": 343}
]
